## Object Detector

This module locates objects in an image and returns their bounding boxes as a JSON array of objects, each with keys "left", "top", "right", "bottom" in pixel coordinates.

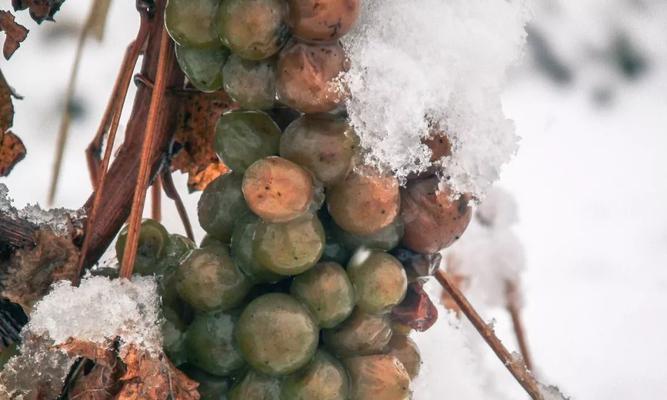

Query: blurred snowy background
[{"left": 2, "top": 0, "right": 667, "bottom": 398}]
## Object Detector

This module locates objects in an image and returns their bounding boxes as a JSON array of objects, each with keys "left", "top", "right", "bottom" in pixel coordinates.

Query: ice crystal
[{"left": 341, "top": 0, "right": 530, "bottom": 196}]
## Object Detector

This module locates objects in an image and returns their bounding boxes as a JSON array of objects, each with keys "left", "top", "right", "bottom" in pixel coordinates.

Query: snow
[
  {"left": 26, "top": 275, "right": 163, "bottom": 352},
  {"left": 444, "top": 188, "right": 525, "bottom": 308},
  {"left": 341, "top": 0, "right": 529, "bottom": 196}
]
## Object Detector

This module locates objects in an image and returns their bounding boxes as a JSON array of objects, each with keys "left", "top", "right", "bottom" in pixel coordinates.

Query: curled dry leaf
[
  {"left": 171, "top": 90, "right": 234, "bottom": 191},
  {"left": 0, "top": 229, "right": 80, "bottom": 310},
  {"left": 59, "top": 339, "right": 123, "bottom": 400},
  {"left": 12, "top": 0, "right": 66, "bottom": 24},
  {"left": 0, "top": 10, "right": 29, "bottom": 60},
  {"left": 391, "top": 281, "right": 438, "bottom": 332},
  {"left": 0, "top": 131, "right": 26, "bottom": 176}
]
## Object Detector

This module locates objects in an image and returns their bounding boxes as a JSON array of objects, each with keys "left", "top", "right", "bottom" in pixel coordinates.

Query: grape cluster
[{"left": 116, "top": 1, "right": 475, "bottom": 398}]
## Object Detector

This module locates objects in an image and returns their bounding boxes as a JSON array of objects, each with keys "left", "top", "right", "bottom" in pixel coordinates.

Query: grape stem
[
  {"left": 434, "top": 269, "right": 543, "bottom": 400},
  {"left": 151, "top": 178, "right": 162, "bottom": 222},
  {"left": 506, "top": 280, "right": 534, "bottom": 372},
  {"left": 160, "top": 168, "right": 195, "bottom": 242},
  {"left": 120, "top": 26, "right": 174, "bottom": 279}
]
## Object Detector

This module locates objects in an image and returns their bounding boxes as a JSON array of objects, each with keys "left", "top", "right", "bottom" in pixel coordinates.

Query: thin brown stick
[
  {"left": 434, "top": 269, "right": 543, "bottom": 400},
  {"left": 151, "top": 178, "right": 162, "bottom": 222},
  {"left": 507, "top": 281, "right": 534, "bottom": 372},
  {"left": 75, "top": 20, "right": 149, "bottom": 283},
  {"left": 161, "top": 170, "right": 195, "bottom": 241},
  {"left": 120, "top": 27, "right": 173, "bottom": 279},
  {"left": 47, "top": 18, "right": 89, "bottom": 206}
]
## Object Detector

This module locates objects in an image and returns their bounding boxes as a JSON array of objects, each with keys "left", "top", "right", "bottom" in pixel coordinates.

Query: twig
[
  {"left": 506, "top": 280, "right": 534, "bottom": 372},
  {"left": 120, "top": 27, "right": 173, "bottom": 278},
  {"left": 75, "top": 19, "right": 150, "bottom": 283},
  {"left": 151, "top": 178, "right": 162, "bottom": 222},
  {"left": 434, "top": 269, "right": 543, "bottom": 400},
  {"left": 161, "top": 169, "right": 195, "bottom": 241}
]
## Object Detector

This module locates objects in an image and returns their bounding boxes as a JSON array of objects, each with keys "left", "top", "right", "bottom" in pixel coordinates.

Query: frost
[
  {"left": 540, "top": 384, "right": 570, "bottom": 400},
  {"left": 341, "top": 0, "right": 530, "bottom": 196},
  {"left": 445, "top": 187, "right": 525, "bottom": 308},
  {"left": 26, "top": 275, "right": 162, "bottom": 352},
  {"left": 0, "top": 183, "right": 85, "bottom": 236}
]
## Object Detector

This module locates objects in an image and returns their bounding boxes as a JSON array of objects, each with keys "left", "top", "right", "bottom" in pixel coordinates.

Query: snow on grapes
[{"left": 341, "top": 0, "right": 530, "bottom": 197}]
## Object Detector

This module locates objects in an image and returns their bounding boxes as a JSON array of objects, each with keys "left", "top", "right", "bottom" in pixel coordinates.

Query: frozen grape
[
  {"left": 327, "top": 168, "right": 400, "bottom": 236},
  {"left": 345, "top": 355, "right": 411, "bottom": 400},
  {"left": 175, "top": 44, "right": 228, "bottom": 92},
  {"left": 280, "top": 114, "right": 358, "bottom": 186},
  {"left": 332, "top": 217, "right": 404, "bottom": 252},
  {"left": 242, "top": 157, "right": 314, "bottom": 223},
  {"left": 163, "top": 233, "right": 196, "bottom": 267},
  {"left": 236, "top": 293, "right": 319, "bottom": 376},
  {"left": 253, "top": 213, "right": 326, "bottom": 276},
  {"left": 223, "top": 55, "right": 277, "bottom": 109},
  {"left": 230, "top": 213, "right": 282, "bottom": 283},
  {"left": 277, "top": 40, "right": 347, "bottom": 113},
  {"left": 115, "top": 219, "right": 170, "bottom": 276},
  {"left": 185, "top": 312, "right": 245, "bottom": 377},
  {"left": 323, "top": 308, "right": 392, "bottom": 357},
  {"left": 229, "top": 370, "right": 281, "bottom": 400},
  {"left": 162, "top": 317, "right": 187, "bottom": 366},
  {"left": 181, "top": 366, "right": 231, "bottom": 400},
  {"left": 176, "top": 246, "right": 252, "bottom": 312},
  {"left": 281, "top": 350, "right": 349, "bottom": 400},
  {"left": 214, "top": 111, "right": 281, "bottom": 173},
  {"left": 385, "top": 335, "right": 421, "bottom": 379},
  {"left": 287, "top": 0, "right": 360, "bottom": 42},
  {"left": 165, "top": 0, "right": 220, "bottom": 48},
  {"left": 217, "top": 0, "right": 289, "bottom": 60},
  {"left": 290, "top": 262, "right": 355, "bottom": 328},
  {"left": 401, "top": 177, "right": 472, "bottom": 253},
  {"left": 347, "top": 249, "right": 407, "bottom": 314},
  {"left": 198, "top": 172, "right": 250, "bottom": 243}
]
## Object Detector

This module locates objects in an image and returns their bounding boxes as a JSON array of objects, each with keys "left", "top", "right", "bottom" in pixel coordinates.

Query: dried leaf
[
  {"left": 59, "top": 339, "right": 123, "bottom": 400},
  {"left": 171, "top": 90, "right": 235, "bottom": 191},
  {"left": 0, "top": 131, "right": 26, "bottom": 176},
  {"left": 12, "top": 0, "right": 66, "bottom": 24},
  {"left": 0, "top": 229, "right": 79, "bottom": 310},
  {"left": 391, "top": 281, "right": 438, "bottom": 332},
  {"left": 0, "top": 69, "right": 14, "bottom": 134},
  {"left": 116, "top": 346, "right": 199, "bottom": 400},
  {"left": 0, "top": 10, "right": 29, "bottom": 60}
]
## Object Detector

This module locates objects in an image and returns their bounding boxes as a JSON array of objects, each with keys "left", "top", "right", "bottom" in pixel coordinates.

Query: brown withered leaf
[
  {"left": 391, "top": 281, "right": 438, "bottom": 332},
  {"left": 0, "top": 10, "right": 29, "bottom": 60},
  {"left": 0, "top": 228, "right": 79, "bottom": 310},
  {"left": 116, "top": 345, "right": 199, "bottom": 400},
  {"left": 0, "top": 69, "right": 14, "bottom": 134},
  {"left": 171, "top": 90, "right": 235, "bottom": 192},
  {"left": 12, "top": 0, "right": 66, "bottom": 24},
  {"left": 0, "top": 130, "right": 26, "bottom": 176},
  {"left": 59, "top": 339, "right": 123, "bottom": 400}
]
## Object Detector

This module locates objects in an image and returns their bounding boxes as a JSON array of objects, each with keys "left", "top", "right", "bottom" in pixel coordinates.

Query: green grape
[
  {"left": 280, "top": 114, "right": 357, "bottom": 187},
  {"left": 175, "top": 44, "right": 228, "bottom": 93},
  {"left": 290, "top": 262, "right": 355, "bottom": 328},
  {"left": 160, "top": 267, "right": 194, "bottom": 327},
  {"left": 217, "top": 0, "right": 289, "bottom": 60},
  {"left": 230, "top": 213, "right": 282, "bottom": 283},
  {"left": 198, "top": 172, "right": 250, "bottom": 243},
  {"left": 385, "top": 335, "right": 421, "bottom": 379},
  {"left": 229, "top": 370, "right": 281, "bottom": 400},
  {"left": 286, "top": 0, "right": 361, "bottom": 42},
  {"left": 165, "top": 0, "right": 220, "bottom": 48},
  {"left": 236, "top": 293, "right": 319, "bottom": 376},
  {"left": 214, "top": 110, "right": 281, "bottom": 173},
  {"left": 242, "top": 157, "right": 314, "bottom": 223},
  {"left": 347, "top": 249, "right": 407, "bottom": 314},
  {"left": 162, "top": 315, "right": 187, "bottom": 366},
  {"left": 322, "top": 308, "right": 392, "bottom": 357},
  {"left": 163, "top": 233, "right": 196, "bottom": 269},
  {"left": 344, "top": 355, "right": 411, "bottom": 400},
  {"left": 223, "top": 55, "right": 276, "bottom": 109},
  {"left": 332, "top": 217, "right": 404, "bottom": 252},
  {"left": 277, "top": 40, "right": 347, "bottom": 113},
  {"left": 281, "top": 350, "right": 349, "bottom": 400},
  {"left": 115, "top": 219, "right": 170, "bottom": 276},
  {"left": 327, "top": 168, "right": 400, "bottom": 236},
  {"left": 181, "top": 365, "right": 231, "bottom": 400},
  {"left": 176, "top": 246, "right": 252, "bottom": 312},
  {"left": 185, "top": 312, "right": 245, "bottom": 377},
  {"left": 253, "top": 213, "right": 325, "bottom": 276}
]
